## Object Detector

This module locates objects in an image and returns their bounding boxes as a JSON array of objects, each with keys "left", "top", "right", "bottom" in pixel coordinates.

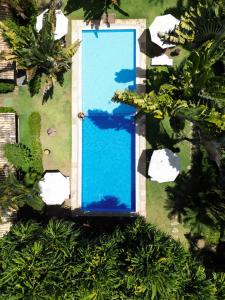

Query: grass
[
  {"left": 3, "top": 72, "right": 72, "bottom": 176},
  {"left": 146, "top": 117, "right": 192, "bottom": 245},
  {"left": 62, "top": 0, "right": 188, "bottom": 25}
]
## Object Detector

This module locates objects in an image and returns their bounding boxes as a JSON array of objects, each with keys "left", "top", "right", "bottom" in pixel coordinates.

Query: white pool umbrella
[
  {"left": 148, "top": 149, "right": 180, "bottom": 183},
  {"left": 36, "top": 9, "right": 68, "bottom": 40},
  {"left": 39, "top": 171, "right": 70, "bottom": 205},
  {"left": 149, "top": 14, "right": 180, "bottom": 48}
]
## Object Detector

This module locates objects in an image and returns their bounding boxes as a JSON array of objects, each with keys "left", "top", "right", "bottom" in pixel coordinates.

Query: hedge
[
  {"left": 0, "top": 82, "right": 15, "bottom": 93},
  {"left": 0, "top": 107, "right": 15, "bottom": 113},
  {"left": 28, "top": 112, "right": 43, "bottom": 174}
]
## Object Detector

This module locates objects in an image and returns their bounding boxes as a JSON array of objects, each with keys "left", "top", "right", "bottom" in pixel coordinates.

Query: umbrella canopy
[
  {"left": 36, "top": 9, "right": 68, "bottom": 40},
  {"left": 149, "top": 14, "right": 180, "bottom": 49},
  {"left": 148, "top": 149, "right": 180, "bottom": 183},
  {"left": 39, "top": 171, "right": 70, "bottom": 205},
  {"left": 151, "top": 53, "right": 173, "bottom": 66}
]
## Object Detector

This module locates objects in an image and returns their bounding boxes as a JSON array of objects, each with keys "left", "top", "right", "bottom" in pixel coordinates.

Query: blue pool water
[{"left": 82, "top": 29, "right": 136, "bottom": 212}]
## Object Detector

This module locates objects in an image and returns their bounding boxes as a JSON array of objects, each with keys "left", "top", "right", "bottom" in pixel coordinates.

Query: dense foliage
[
  {"left": 0, "top": 217, "right": 223, "bottom": 299},
  {"left": 4, "top": 112, "right": 43, "bottom": 187},
  {"left": 0, "top": 3, "right": 80, "bottom": 100},
  {"left": 161, "top": 0, "right": 225, "bottom": 49},
  {"left": 1, "top": 111, "right": 44, "bottom": 217},
  {"left": 5, "top": 0, "right": 39, "bottom": 25},
  {"left": 4, "top": 141, "right": 43, "bottom": 187},
  {"left": 0, "top": 172, "right": 44, "bottom": 219},
  {"left": 113, "top": 39, "right": 225, "bottom": 167},
  {"left": 0, "top": 81, "right": 15, "bottom": 93},
  {"left": 4, "top": 143, "right": 34, "bottom": 173}
]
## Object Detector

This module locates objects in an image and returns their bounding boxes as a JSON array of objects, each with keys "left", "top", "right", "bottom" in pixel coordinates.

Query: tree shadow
[
  {"left": 165, "top": 143, "right": 225, "bottom": 243},
  {"left": 84, "top": 195, "right": 128, "bottom": 211},
  {"left": 64, "top": 0, "right": 128, "bottom": 26},
  {"left": 87, "top": 109, "right": 135, "bottom": 133},
  {"left": 138, "top": 29, "right": 164, "bottom": 58},
  {"left": 164, "top": 0, "right": 197, "bottom": 19},
  {"left": 137, "top": 149, "right": 153, "bottom": 178},
  {"left": 186, "top": 233, "right": 225, "bottom": 272},
  {"left": 15, "top": 204, "right": 137, "bottom": 237},
  {"left": 115, "top": 67, "right": 146, "bottom": 84}
]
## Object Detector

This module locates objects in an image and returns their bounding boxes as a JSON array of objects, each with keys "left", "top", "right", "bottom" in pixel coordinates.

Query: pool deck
[{"left": 71, "top": 19, "right": 147, "bottom": 216}]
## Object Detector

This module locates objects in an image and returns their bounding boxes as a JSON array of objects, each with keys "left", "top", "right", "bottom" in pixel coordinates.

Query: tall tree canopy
[
  {"left": 0, "top": 217, "right": 223, "bottom": 299},
  {"left": 113, "top": 36, "right": 225, "bottom": 164},
  {"left": 160, "top": 0, "right": 225, "bottom": 49},
  {"left": 0, "top": 3, "right": 80, "bottom": 100}
]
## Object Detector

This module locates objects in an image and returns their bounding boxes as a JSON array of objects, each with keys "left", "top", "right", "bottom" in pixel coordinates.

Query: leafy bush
[
  {"left": 0, "top": 82, "right": 15, "bottom": 93},
  {"left": 0, "top": 107, "right": 15, "bottom": 113},
  {"left": 0, "top": 218, "right": 218, "bottom": 299},
  {"left": 0, "top": 172, "right": 44, "bottom": 219},
  {"left": 4, "top": 143, "right": 32, "bottom": 173}
]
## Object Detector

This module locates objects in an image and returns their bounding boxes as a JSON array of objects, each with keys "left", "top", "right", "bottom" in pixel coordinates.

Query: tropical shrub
[
  {"left": 113, "top": 37, "right": 225, "bottom": 165},
  {"left": 160, "top": 0, "right": 225, "bottom": 49},
  {"left": 0, "top": 82, "right": 15, "bottom": 93},
  {"left": 4, "top": 143, "right": 33, "bottom": 172},
  {"left": 0, "top": 218, "right": 220, "bottom": 299},
  {"left": 0, "top": 172, "right": 44, "bottom": 220},
  {"left": 212, "top": 273, "right": 225, "bottom": 299}
]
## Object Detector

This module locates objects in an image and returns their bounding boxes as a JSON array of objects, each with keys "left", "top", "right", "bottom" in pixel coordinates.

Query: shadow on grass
[
  {"left": 64, "top": 0, "right": 128, "bottom": 24},
  {"left": 165, "top": 143, "right": 225, "bottom": 268},
  {"left": 186, "top": 233, "right": 225, "bottom": 272},
  {"left": 164, "top": 0, "right": 197, "bottom": 19},
  {"left": 165, "top": 145, "right": 225, "bottom": 223}
]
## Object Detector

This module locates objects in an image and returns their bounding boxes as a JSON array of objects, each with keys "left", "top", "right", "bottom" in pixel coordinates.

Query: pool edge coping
[{"left": 71, "top": 19, "right": 147, "bottom": 217}]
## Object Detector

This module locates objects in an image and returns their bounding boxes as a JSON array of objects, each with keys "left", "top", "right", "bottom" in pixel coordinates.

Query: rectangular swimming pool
[{"left": 81, "top": 29, "right": 136, "bottom": 212}]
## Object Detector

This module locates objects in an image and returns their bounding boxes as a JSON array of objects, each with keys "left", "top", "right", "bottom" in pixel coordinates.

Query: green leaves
[
  {"left": 0, "top": 218, "right": 219, "bottom": 299},
  {"left": 161, "top": 0, "right": 225, "bottom": 49},
  {"left": 0, "top": 7, "right": 80, "bottom": 100}
]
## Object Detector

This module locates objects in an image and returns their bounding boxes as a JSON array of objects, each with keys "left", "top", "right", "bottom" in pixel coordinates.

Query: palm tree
[
  {"left": 113, "top": 37, "right": 225, "bottom": 165},
  {"left": 0, "top": 4, "right": 80, "bottom": 100},
  {"left": 160, "top": 0, "right": 225, "bottom": 49},
  {"left": 0, "top": 172, "right": 44, "bottom": 219}
]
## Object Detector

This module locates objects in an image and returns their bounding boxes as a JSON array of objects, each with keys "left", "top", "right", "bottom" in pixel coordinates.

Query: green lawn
[
  {"left": 146, "top": 117, "right": 192, "bottom": 245},
  {"left": 62, "top": 0, "right": 188, "bottom": 25},
  {"left": 3, "top": 72, "right": 72, "bottom": 176}
]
